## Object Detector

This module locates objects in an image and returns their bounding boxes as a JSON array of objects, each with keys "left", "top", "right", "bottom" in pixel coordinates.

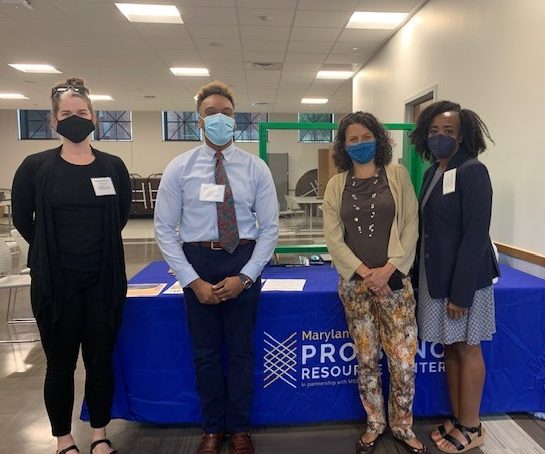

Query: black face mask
[{"left": 56, "top": 115, "right": 95, "bottom": 143}]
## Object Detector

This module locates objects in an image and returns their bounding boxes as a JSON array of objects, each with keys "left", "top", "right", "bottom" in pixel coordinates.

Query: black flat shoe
[
  {"left": 90, "top": 439, "right": 118, "bottom": 454},
  {"left": 57, "top": 445, "right": 79, "bottom": 454},
  {"left": 356, "top": 432, "right": 384, "bottom": 454},
  {"left": 395, "top": 437, "right": 428, "bottom": 453}
]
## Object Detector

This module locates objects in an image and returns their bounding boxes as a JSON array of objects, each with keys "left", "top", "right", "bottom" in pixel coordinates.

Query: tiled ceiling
[{"left": 0, "top": 0, "right": 425, "bottom": 112}]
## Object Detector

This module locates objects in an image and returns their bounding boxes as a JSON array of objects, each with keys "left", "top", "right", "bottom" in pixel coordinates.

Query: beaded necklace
[{"left": 350, "top": 168, "right": 380, "bottom": 238}]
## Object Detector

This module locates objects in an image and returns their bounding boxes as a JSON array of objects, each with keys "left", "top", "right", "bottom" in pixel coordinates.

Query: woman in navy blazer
[{"left": 410, "top": 101, "right": 498, "bottom": 454}]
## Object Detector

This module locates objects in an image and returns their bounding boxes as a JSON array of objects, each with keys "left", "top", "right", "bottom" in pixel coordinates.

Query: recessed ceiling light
[
  {"left": 89, "top": 95, "right": 114, "bottom": 101},
  {"left": 316, "top": 70, "right": 353, "bottom": 80},
  {"left": 170, "top": 67, "right": 210, "bottom": 77},
  {"left": 9, "top": 64, "right": 61, "bottom": 74},
  {"left": 115, "top": 3, "right": 183, "bottom": 24},
  {"left": 301, "top": 98, "right": 328, "bottom": 104},
  {"left": 0, "top": 93, "right": 29, "bottom": 100},
  {"left": 346, "top": 11, "right": 408, "bottom": 29}
]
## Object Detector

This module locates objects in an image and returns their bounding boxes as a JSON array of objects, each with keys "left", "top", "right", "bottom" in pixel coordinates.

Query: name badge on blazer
[
  {"left": 443, "top": 169, "right": 456, "bottom": 195},
  {"left": 199, "top": 183, "right": 225, "bottom": 202},
  {"left": 91, "top": 177, "right": 116, "bottom": 196}
]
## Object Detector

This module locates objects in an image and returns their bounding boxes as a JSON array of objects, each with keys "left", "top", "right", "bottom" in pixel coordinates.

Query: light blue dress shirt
[{"left": 154, "top": 143, "right": 279, "bottom": 287}]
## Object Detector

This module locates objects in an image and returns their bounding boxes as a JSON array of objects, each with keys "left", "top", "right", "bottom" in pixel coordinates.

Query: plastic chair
[{"left": 0, "top": 239, "right": 37, "bottom": 343}]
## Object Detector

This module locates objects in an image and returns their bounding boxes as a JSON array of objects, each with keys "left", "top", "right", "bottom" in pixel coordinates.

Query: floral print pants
[{"left": 339, "top": 276, "right": 418, "bottom": 440}]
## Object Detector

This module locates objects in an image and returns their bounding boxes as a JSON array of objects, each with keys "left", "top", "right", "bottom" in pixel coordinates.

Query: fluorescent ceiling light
[
  {"left": 115, "top": 3, "right": 183, "bottom": 23},
  {"left": 347, "top": 11, "right": 408, "bottom": 29},
  {"left": 170, "top": 67, "right": 209, "bottom": 77},
  {"left": 301, "top": 98, "right": 328, "bottom": 104},
  {"left": 0, "top": 93, "right": 29, "bottom": 100},
  {"left": 316, "top": 70, "right": 354, "bottom": 80},
  {"left": 9, "top": 64, "right": 61, "bottom": 73},
  {"left": 89, "top": 95, "right": 114, "bottom": 101}
]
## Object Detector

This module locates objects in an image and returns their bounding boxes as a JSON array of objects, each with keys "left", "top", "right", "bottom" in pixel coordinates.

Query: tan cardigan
[{"left": 323, "top": 164, "right": 419, "bottom": 281}]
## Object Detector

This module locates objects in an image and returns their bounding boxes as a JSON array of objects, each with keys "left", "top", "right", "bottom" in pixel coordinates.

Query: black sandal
[
  {"left": 438, "top": 423, "right": 485, "bottom": 453},
  {"left": 395, "top": 437, "right": 428, "bottom": 453},
  {"left": 432, "top": 415, "right": 459, "bottom": 440},
  {"left": 90, "top": 439, "right": 118, "bottom": 454},
  {"left": 356, "top": 431, "right": 384, "bottom": 454},
  {"left": 58, "top": 446, "right": 79, "bottom": 454}
]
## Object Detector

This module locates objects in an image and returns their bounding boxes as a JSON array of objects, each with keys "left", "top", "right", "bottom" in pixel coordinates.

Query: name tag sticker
[
  {"left": 199, "top": 183, "right": 225, "bottom": 202},
  {"left": 443, "top": 169, "right": 456, "bottom": 195},
  {"left": 91, "top": 177, "right": 116, "bottom": 196}
]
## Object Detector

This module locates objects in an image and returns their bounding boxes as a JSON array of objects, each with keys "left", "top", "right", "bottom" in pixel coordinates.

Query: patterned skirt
[{"left": 417, "top": 244, "right": 496, "bottom": 345}]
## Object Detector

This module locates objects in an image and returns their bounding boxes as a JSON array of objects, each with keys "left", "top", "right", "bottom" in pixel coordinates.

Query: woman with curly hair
[
  {"left": 410, "top": 101, "right": 498, "bottom": 453},
  {"left": 324, "top": 112, "right": 426, "bottom": 454}
]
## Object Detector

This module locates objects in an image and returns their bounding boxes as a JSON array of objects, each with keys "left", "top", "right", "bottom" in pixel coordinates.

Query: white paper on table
[
  {"left": 126, "top": 283, "right": 167, "bottom": 297},
  {"left": 163, "top": 281, "right": 184, "bottom": 295},
  {"left": 261, "top": 279, "right": 306, "bottom": 291}
]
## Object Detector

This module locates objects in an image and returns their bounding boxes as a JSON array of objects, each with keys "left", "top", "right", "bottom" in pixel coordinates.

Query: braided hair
[{"left": 409, "top": 100, "right": 494, "bottom": 162}]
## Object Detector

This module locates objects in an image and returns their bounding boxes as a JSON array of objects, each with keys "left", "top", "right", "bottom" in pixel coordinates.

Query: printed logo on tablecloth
[
  {"left": 263, "top": 331, "right": 298, "bottom": 389},
  {"left": 262, "top": 330, "right": 444, "bottom": 389}
]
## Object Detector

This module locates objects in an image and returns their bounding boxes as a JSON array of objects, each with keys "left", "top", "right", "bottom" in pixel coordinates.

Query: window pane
[
  {"left": 95, "top": 111, "right": 132, "bottom": 141},
  {"left": 163, "top": 111, "right": 201, "bottom": 141},
  {"left": 234, "top": 112, "right": 267, "bottom": 142},
  {"left": 18, "top": 110, "right": 58, "bottom": 140},
  {"left": 298, "top": 113, "right": 333, "bottom": 143}
]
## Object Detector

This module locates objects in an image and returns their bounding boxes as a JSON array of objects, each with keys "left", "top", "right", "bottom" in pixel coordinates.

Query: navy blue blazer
[{"left": 416, "top": 148, "right": 499, "bottom": 308}]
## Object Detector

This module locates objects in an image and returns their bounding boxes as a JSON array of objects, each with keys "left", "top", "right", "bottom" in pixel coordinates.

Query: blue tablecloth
[{"left": 82, "top": 262, "right": 545, "bottom": 425}]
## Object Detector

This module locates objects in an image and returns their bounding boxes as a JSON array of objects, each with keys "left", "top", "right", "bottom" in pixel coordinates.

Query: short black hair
[
  {"left": 333, "top": 111, "right": 392, "bottom": 171},
  {"left": 409, "top": 100, "right": 494, "bottom": 162},
  {"left": 195, "top": 80, "right": 235, "bottom": 113}
]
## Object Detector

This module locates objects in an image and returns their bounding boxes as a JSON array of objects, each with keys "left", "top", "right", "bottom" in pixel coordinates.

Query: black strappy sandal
[
  {"left": 395, "top": 437, "right": 428, "bottom": 453},
  {"left": 438, "top": 422, "right": 485, "bottom": 453},
  {"left": 432, "top": 415, "right": 459, "bottom": 441},
  {"left": 57, "top": 445, "right": 79, "bottom": 454},
  {"left": 90, "top": 439, "right": 118, "bottom": 454},
  {"left": 355, "top": 431, "right": 384, "bottom": 454}
]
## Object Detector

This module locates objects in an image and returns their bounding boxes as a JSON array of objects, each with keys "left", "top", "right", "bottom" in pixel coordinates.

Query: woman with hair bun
[{"left": 11, "top": 77, "right": 131, "bottom": 454}]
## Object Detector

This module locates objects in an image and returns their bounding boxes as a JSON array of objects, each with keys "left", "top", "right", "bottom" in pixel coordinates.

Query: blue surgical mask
[
  {"left": 346, "top": 141, "right": 377, "bottom": 164},
  {"left": 202, "top": 113, "right": 235, "bottom": 146},
  {"left": 427, "top": 134, "right": 458, "bottom": 159}
]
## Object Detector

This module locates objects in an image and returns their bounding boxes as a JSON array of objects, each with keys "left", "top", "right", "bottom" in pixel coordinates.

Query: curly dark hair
[
  {"left": 409, "top": 100, "right": 494, "bottom": 162},
  {"left": 195, "top": 80, "right": 235, "bottom": 113},
  {"left": 333, "top": 111, "right": 392, "bottom": 171}
]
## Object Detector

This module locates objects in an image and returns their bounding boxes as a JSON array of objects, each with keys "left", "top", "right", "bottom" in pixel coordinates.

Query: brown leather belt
[{"left": 184, "top": 239, "right": 256, "bottom": 250}]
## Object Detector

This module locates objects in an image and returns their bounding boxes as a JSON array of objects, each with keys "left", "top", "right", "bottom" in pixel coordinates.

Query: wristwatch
[{"left": 238, "top": 273, "right": 253, "bottom": 289}]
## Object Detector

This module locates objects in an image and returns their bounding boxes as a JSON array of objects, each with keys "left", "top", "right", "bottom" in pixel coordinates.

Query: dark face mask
[
  {"left": 56, "top": 115, "right": 95, "bottom": 143},
  {"left": 427, "top": 134, "right": 458, "bottom": 159}
]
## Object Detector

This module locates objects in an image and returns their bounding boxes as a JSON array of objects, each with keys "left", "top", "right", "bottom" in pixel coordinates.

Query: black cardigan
[
  {"left": 11, "top": 146, "right": 131, "bottom": 330},
  {"left": 416, "top": 148, "right": 500, "bottom": 308}
]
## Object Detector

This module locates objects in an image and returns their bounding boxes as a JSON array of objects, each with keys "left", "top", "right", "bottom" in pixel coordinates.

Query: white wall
[
  {"left": 352, "top": 0, "right": 545, "bottom": 260},
  {"left": 0, "top": 110, "right": 344, "bottom": 194}
]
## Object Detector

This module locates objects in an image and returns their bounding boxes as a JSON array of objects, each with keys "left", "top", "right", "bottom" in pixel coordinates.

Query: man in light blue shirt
[{"left": 154, "top": 81, "right": 279, "bottom": 454}]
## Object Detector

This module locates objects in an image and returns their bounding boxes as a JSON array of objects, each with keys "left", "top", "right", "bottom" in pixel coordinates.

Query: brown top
[{"left": 341, "top": 167, "right": 395, "bottom": 269}]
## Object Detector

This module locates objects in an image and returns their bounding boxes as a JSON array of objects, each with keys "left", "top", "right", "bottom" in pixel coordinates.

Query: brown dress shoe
[
  {"left": 229, "top": 432, "right": 255, "bottom": 454},
  {"left": 197, "top": 433, "right": 223, "bottom": 454}
]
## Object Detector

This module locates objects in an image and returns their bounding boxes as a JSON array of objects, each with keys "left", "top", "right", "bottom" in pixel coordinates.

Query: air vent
[
  {"left": 251, "top": 101, "right": 269, "bottom": 106},
  {"left": 250, "top": 62, "right": 283, "bottom": 71}
]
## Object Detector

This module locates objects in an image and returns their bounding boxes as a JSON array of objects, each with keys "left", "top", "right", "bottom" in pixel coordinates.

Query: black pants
[
  {"left": 183, "top": 243, "right": 260, "bottom": 433},
  {"left": 35, "top": 269, "right": 117, "bottom": 437}
]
